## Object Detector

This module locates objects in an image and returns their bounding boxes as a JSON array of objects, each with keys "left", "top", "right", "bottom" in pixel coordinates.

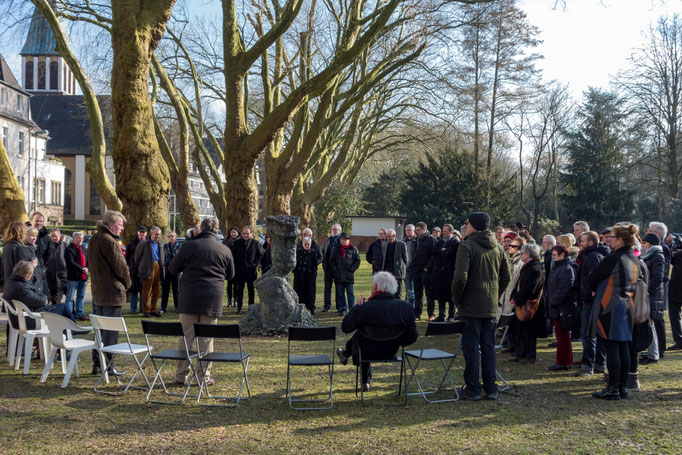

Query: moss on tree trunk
[{"left": 0, "top": 140, "right": 28, "bottom": 232}]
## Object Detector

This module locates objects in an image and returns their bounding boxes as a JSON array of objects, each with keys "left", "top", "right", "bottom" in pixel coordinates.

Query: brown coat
[
  {"left": 134, "top": 239, "right": 165, "bottom": 280},
  {"left": 87, "top": 224, "right": 131, "bottom": 307}
]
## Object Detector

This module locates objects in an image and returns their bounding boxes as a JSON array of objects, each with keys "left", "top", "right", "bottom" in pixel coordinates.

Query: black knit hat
[
  {"left": 137, "top": 226, "right": 147, "bottom": 233},
  {"left": 340, "top": 232, "right": 351, "bottom": 239},
  {"left": 642, "top": 233, "right": 661, "bottom": 246},
  {"left": 467, "top": 212, "right": 490, "bottom": 232}
]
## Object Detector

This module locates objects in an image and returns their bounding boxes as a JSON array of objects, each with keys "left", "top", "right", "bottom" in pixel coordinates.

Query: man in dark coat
[
  {"left": 161, "top": 231, "right": 180, "bottom": 313},
  {"left": 135, "top": 226, "right": 165, "bottom": 317},
  {"left": 293, "top": 237, "right": 322, "bottom": 314},
  {"left": 576, "top": 231, "right": 609, "bottom": 376},
  {"left": 647, "top": 222, "right": 670, "bottom": 357},
  {"left": 410, "top": 222, "right": 436, "bottom": 320},
  {"left": 169, "top": 218, "right": 235, "bottom": 384},
  {"left": 669, "top": 247, "right": 682, "bottom": 351},
  {"left": 229, "top": 226, "right": 262, "bottom": 314},
  {"left": 365, "top": 229, "right": 386, "bottom": 274},
  {"left": 64, "top": 232, "right": 89, "bottom": 321},
  {"left": 452, "top": 212, "right": 510, "bottom": 401},
  {"left": 44, "top": 228, "right": 67, "bottom": 306},
  {"left": 379, "top": 228, "right": 408, "bottom": 297},
  {"left": 125, "top": 226, "right": 147, "bottom": 313},
  {"left": 329, "top": 232, "right": 361, "bottom": 315},
  {"left": 27, "top": 212, "right": 50, "bottom": 293},
  {"left": 88, "top": 211, "right": 131, "bottom": 375},
  {"left": 431, "top": 224, "right": 460, "bottom": 322},
  {"left": 321, "top": 224, "right": 341, "bottom": 312},
  {"left": 337, "top": 271, "right": 418, "bottom": 390}
]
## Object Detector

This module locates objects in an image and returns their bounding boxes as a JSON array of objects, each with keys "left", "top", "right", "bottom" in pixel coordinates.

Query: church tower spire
[{"left": 20, "top": 3, "right": 77, "bottom": 95}]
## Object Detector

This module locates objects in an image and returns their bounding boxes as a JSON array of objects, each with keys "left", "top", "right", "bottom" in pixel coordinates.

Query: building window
[
  {"left": 38, "top": 59, "right": 46, "bottom": 90},
  {"left": 25, "top": 60, "right": 34, "bottom": 89},
  {"left": 51, "top": 181, "right": 62, "bottom": 205},
  {"left": 64, "top": 169, "right": 72, "bottom": 215},
  {"left": 89, "top": 177, "right": 101, "bottom": 215},
  {"left": 34, "top": 178, "right": 45, "bottom": 203},
  {"left": 50, "top": 61, "right": 58, "bottom": 91},
  {"left": 17, "top": 95, "right": 23, "bottom": 114},
  {"left": 18, "top": 132, "right": 24, "bottom": 157},
  {"left": 0, "top": 87, "right": 6, "bottom": 106},
  {"left": 2, "top": 127, "right": 7, "bottom": 149},
  {"left": 17, "top": 175, "right": 24, "bottom": 192}
]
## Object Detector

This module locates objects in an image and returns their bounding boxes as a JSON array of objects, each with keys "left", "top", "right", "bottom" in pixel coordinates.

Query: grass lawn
[{"left": 2, "top": 260, "right": 682, "bottom": 454}]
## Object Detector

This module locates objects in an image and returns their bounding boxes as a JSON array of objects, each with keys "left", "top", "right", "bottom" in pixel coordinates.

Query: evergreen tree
[{"left": 560, "top": 88, "right": 635, "bottom": 230}]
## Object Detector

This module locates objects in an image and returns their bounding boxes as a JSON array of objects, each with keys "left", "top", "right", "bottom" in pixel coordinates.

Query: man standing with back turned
[{"left": 452, "top": 212, "right": 510, "bottom": 401}]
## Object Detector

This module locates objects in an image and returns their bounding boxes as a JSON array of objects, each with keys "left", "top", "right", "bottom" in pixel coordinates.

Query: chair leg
[
  {"left": 23, "top": 333, "right": 36, "bottom": 375},
  {"left": 60, "top": 348, "right": 67, "bottom": 374},
  {"left": 7, "top": 328, "right": 18, "bottom": 367},
  {"left": 40, "top": 347, "right": 57, "bottom": 383},
  {"left": 40, "top": 337, "right": 50, "bottom": 365},
  {"left": 61, "top": 349, "right": 80, "bottom": 388},
  {"left": 14, "top": 333, "right": 24, "bottom": 370}
]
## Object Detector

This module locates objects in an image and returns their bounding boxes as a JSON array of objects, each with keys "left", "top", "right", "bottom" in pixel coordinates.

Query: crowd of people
[{"left": 2, "top": 209, "right": 679, "bottom": 401}]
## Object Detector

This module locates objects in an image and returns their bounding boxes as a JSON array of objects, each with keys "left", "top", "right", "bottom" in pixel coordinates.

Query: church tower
[{"left": 19, "top": 4, "right": 77, "bottom": 95}]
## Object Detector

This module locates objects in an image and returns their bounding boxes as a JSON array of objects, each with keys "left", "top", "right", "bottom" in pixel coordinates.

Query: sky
[{"left": 2, "top": 1, "right": 682, "bottom": 100}]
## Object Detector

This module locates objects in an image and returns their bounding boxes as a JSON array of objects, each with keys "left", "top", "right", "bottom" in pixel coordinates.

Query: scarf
[
  {"left": 641, "top": 244, "right": 663, "bottom": 261},
  {"left": 74, "top": 244, "right": 86, "bottom": 280},
  {"left": 340, "top": 242, "right": 349, "bottom": 258}
]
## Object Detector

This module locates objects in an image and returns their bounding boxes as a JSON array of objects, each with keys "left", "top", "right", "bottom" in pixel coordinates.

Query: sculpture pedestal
[{"left": 239, "top": 215, "right": 318, "bottom": 336}]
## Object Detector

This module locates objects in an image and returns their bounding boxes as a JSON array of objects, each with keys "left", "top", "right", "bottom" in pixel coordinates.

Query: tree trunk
[
  {"left": 111, "top": 1, "right": 175, "bottom": 240},
  {"left": 0, "top": 140, "right": 28, "bottom": 232},
  {"left": 224, "top": 160, "right": 259, "bottom": 228}
]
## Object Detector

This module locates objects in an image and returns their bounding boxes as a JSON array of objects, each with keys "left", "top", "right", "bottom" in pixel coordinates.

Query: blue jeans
[
  {"left": 335, "top": 282, "right": 355, "bottom": 313},
  {"left": 404, "top": 270, "right": 415, "bottom": 308},
  {"left": 461, "top": 317, "right": 497, "bottom": 395},
  {"left": 130, "top": 292, "right": 140, "bottom": 313},
  {"left": 580, "top": 302, "right": 606, "bottom": 372},
  {"left": 65, "top": 280, "right": 87, "bottom": 318}
]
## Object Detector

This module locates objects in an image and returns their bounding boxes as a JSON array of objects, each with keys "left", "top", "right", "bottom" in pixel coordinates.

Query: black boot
[
  {"left": 619, "top": 385, "right": 628, "bottom": 399},
  {"left": 592, "top": 385, "right": 621, "bottom": 400}
]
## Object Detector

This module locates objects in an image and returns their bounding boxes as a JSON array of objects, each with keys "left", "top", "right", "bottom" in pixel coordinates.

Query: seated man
[
  {"left": 337, "top": 272, "right": 418, "bottom": 391},
  {"left": 3, "top": 260, "right": 76, "bottom": 329}
]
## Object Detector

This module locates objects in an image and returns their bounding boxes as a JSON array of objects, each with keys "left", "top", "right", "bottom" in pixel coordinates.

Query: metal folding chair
[
  {"left": 142, "top": 320, "right": 199, "bottom": 405},
  {"left": 404, "top": 321, "right": 464, "bottom": 403},
  {"left": 355, "top": 326, "right": 407, "bottom": 407},
  {"left": 194, "top": 323, "right": 250, "bottom": 407},
  {"left": 286, "top": 326, "right": 336, "bottom": 411},
  {"left": 496, "top": 313, "right": 514, "bottom": 350},
  {"left": 91, "top": 314, "right": 151, "bottom": 396}
]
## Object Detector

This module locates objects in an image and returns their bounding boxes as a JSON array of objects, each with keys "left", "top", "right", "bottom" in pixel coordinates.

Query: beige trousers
[{"left": 175, "top": 313, "right": 218, "bottom": 383}]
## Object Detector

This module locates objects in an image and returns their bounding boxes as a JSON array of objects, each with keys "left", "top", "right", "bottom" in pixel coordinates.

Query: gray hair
[
  {"left": 49, "top": 228, "right": 61, "bottom": 234},
  {"left": 405, "top": 224, "right": 415, "bottom": 230},
  {"left": 150, "top": 226, "right": 161, "bottom": 234},
  {"left": 573, "top": 221, "right": 590, "bottom": 232},
  {"left": 521, "top": 243, "right": 542, "bottom": 260},
  {"left": 460, "top": 224, "right": 467, "bottom": 233},
  {"left": 303, "top": 228, "right": 313, "bottom": 236},
  {"left": 649, "top": 221, "right": 668, "bottom": 239},
  {"left": 331, "top": 223, "right": 342, "bottom": 231},
  {"left": 101, "top": 210, "right": 126, "bottom": 228},
  {"left": 72, "top": 231, "right": 83, "bottom": 238},
  {"left": 542, "top": 235, "right": 556, "bottom": 246},
  {"left": 386, "top": 228, "right": 396, "bottom": 237},
  {"left": 372, "top": 271, "right": 398, "bottom": 295},
  {"left": 302, "top": 237, "right": 312, "bottom": 246},
  {"left": 200, "top": 218, "right": 219, "bottom": 234}
]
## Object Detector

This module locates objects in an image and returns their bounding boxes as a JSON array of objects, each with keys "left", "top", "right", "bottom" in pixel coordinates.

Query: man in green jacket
[{"left": 452, "top": 212, "right": 511, "bottom": 401}]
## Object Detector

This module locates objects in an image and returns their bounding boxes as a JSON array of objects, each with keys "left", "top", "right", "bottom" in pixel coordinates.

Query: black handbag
[
  {"left": 633, "top": 321, "right": 654, "bottom": 352},
  {"left": 559, "top": 302, "right": 580, "bottom": 332}
]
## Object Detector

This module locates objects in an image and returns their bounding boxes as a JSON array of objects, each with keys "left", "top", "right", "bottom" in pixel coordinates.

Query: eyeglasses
[
  {"left": 605, "top": 235, "right": 615, "bottom": 239},
  {"left": 509, "top": 244, "right": 521, "bottom": 249}
]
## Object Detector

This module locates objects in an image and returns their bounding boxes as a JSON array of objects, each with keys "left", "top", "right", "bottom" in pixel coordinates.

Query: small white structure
[{"left": 347, "top": 215, "right": 407, "bottom": 252}]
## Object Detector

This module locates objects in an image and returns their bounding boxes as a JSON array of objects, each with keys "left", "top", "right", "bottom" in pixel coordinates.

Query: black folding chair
[
  {"left": 496, "top": 313, "right": 514, "bottom": 350},
  {"left": 355, "top": 326, "right": 407, "bottom": 407},
  {"left": 404, "top": 321, "right": 464, "bottom": 403},
  {"left": 142, "top": 320, "right": 199, "bottom": 405},
  {"left": 286, "top": 326, "right": 336, "bottom": 411},
  {"left": 193, "top": 323, "right": 250, "bottom": 407}
]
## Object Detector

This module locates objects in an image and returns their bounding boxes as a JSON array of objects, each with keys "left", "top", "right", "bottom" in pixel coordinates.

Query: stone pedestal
[{"left": 239, "top": 215, "right": 318, "bottom": 336}]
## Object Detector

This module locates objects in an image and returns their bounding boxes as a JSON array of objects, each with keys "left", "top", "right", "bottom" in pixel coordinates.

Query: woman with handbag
[
  {"left": 510, "top": 243, "right": 545, "bottom": 363},
  {"left": 547, "top": 244, "right": 578, "bottom": 371},
  {"left": 589, "top": 224, "right": 640, "bottom": 400}
]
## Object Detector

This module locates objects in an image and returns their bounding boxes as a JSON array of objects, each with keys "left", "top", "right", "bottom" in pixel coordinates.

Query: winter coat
[
  {"left": 169, "top": 231, "right": 235, "bottom": 317},
  {"left": 411, "top": 233, "right": 436, "bottom": 273},
  {"left": 163, "top": 241, "right": 180, "bottom": 271},
  {"left": 3, "top": 273, "right": 47, "bottom": 311},
  {"left": 669, "top": 250, "right": 682, "bottom": 303},
  {"left": 662, "top": 243, "right": 672, "bottom": 283},
  {"left": 547, "top": 257, "right": 578, "bottom": 320},
  {"left": 126, "top": 237, "right": 143, "bottom": 293},
  {"left": 322, "top": 235, "right": 340, "bottom": 272},
  {"left": 2, "top": 241, "right": 31, "bottom": 283},
  {"left": 380, "top": 240, "right": 408, "bottom": 279},
  {"left": 260, "top": 245, "right": 272, "bottom": 274},
  {"left": 87, "top": 224, "right": 131, "bottom": 307},
  {"left": 641, "top": 245, "right": 665, "bottom": 319},
  {"left": 21, "top": 243, "right": 46, "bottom": 295},
  {"left": 329, "top": 244, "right": 361, "bottom": 284},
  {"left": 510, "top": 258, "right": 546, "bottom": 337},
  {"left": 135, "top": 240, "right": 165, "bottom": 281},
  {"left": 293, "top": 245, "right": 321, "bottom": 304},
  {"left": 366, "top": 239, "right": 385, "bottom": 273},
  {"left": 500, "top": 252, "right": 523, "bottom": 315},
  {"left": 64, "top": 243, "right": 88, "bottom": 282},
  {"left": 579, "top": 243, "right": 609, "bottom": 306},
  {"left": 589, "top": 246, "right": 639, "bottom": 342},
  {"left": 431, "top": 237, "right": 459, "bottom": 302},
  {"left": 230, "top": 237, "right": 262, "bottom": 282},
  {"left": 405, "top": 236, "right": 417, "bottom": 269},
  {"left": 45, "top": 240, "right": 67, "bottom": 290},
  {"left": 451, "top": 230, "right": 511, "bottom": 319}
]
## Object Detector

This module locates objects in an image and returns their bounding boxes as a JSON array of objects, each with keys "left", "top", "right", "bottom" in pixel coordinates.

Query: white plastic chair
[
  {"left": 1, "top": 298, "right": 20, "bottom": 367},
  {"left": 39, "top": 312, "right": 95, "bottom": 388},
  {"left": 12, "top": 300, "right": 52, "bottom": 375},
  {"left": 90, "top": 314, "right": 151, "bottom": 395}
]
